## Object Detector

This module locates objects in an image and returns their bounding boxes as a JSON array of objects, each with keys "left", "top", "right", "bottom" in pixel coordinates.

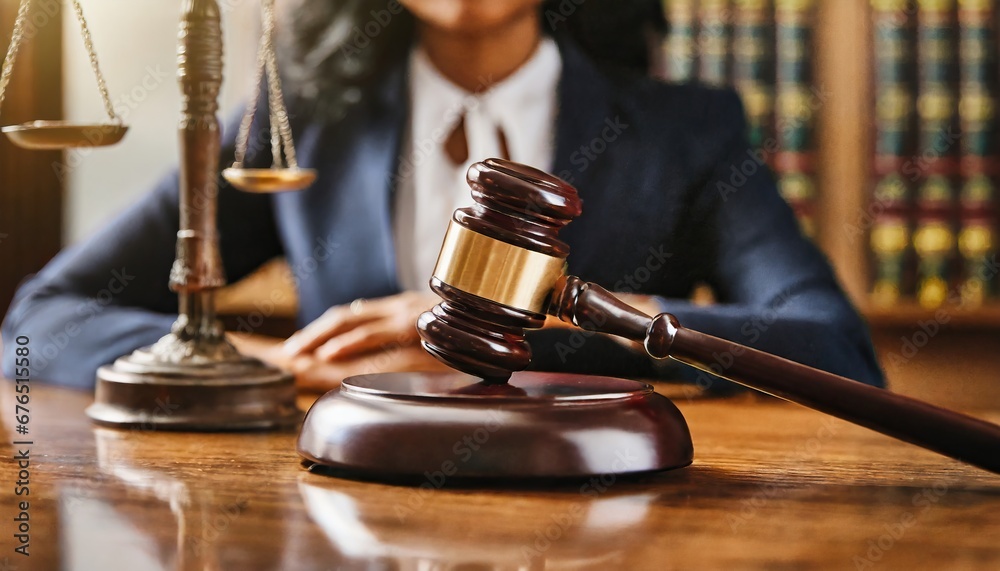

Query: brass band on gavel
[{"left": 431, "top": 221, "right": 567, "bottom": 314}]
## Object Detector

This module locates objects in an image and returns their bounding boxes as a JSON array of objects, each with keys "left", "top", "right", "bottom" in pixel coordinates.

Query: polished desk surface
[{"left": 2, "top": 381, "right": 999, "bottom": 571}]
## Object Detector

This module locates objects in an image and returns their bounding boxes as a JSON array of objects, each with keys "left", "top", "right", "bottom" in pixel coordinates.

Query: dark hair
[{"left": 279, "top": 0, "right": 665, "bottom": 121}]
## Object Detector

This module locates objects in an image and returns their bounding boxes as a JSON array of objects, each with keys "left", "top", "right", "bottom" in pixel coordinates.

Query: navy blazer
[{"left": 1, "top": 37, "right": 885, "bottom": 389}]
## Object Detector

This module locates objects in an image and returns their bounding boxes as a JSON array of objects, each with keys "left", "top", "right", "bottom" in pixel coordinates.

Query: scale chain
[
  {"left": 262, "top": 0, "right": 297, "bottom": 168},
  {"left": 232, "top": 38, "right": 268, "bottom": 168},
  {"left": 0, "top": 0, "right": 121, "bottom": 124},
  {"left": 231, "top": 0, "right": 299, "bottom": 170},
  {"left": 70, "top": 0, "right": 120, "bottom": 123},
  {"left": 0, "top": 0, "right": 33, "bottom": 118}
]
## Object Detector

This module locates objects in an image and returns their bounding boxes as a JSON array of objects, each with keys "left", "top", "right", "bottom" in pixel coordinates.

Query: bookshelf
[
  {"left": 661, "top": 0, "right": 1000, "bottom": 406},
  {"left": 673, "top": 0, "right": 1000, "bottom": 326},
  {"left": 815, "top": 0, "right": 1000, "bottom": 407},
  {"left": 864, "top": 300, "right": 1000, "bottom": 327},
  {"left": 811, "top": 0, "right": 1000, "bottom": 327}
]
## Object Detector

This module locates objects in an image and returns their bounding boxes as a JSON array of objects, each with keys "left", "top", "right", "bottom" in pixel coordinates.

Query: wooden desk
[{"left": 2, "top": 382, "right": 998, "bottom": 570}]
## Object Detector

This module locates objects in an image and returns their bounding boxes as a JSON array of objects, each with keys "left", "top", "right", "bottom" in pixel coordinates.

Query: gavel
[{"left": 417, "top": 158, "right": 1000, "bottom": 474}]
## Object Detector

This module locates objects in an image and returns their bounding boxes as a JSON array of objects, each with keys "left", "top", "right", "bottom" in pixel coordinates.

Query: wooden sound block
[{"left": 297, "top": 371, "right": 693, "bottom": 480}]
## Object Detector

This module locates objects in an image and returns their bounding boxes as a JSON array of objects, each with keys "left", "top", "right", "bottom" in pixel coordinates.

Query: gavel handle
[{"left": 550, "top": 276, "right": 1000, "bottom": 473}]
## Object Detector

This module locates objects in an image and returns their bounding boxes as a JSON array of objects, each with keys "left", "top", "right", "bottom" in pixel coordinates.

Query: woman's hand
[
  {"left": 231, "top": 290, "right": 665, "bottom": 392},
  {"left": 282, "top": 291, "right": 439, "bottom": 362},
  {"left": 282, "top": 290, "right": 661, "bottom": 359},
  {"left": 229, "top": 327, "right": 450, "bottom": 394},
  {"left": 287, "top": 344, "right": 451, "bottom": 393}
]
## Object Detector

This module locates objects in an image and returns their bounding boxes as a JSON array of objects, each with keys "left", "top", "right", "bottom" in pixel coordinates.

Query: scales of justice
[
  {"left": 4, "top": 0, "right": 1000, "bottom": 480},
  {"left": 1, "top": 0, "right": 314, "bottom": 430}
]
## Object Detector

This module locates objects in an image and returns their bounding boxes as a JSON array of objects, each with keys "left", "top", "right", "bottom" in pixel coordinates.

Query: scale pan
[
  {"left": 222, "top": 167, "right": 317, "bottom": 193},
  {"left": 2, "top": 121, "right": 127, "bottom": 150}
]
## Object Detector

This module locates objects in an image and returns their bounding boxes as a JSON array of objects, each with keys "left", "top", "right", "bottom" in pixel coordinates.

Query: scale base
[
  {"left": 298, "top": 371, "right": 693, "bottom": 480},
  {"left": 87, "top": 350, "right": 298, "bottom": 431}
]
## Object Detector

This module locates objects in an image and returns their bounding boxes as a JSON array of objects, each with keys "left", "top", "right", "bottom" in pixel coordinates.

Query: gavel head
[{"left": 417, "top": 158, "right": 583, "bottom": 383}]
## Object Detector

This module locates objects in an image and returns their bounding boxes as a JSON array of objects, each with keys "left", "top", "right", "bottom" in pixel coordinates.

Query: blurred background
[
  {"left": 0, "top": 0, "right": 998, "bottom": 405},
  {"left": 61, "top": 1, "right": 258, "bottom": 244}
]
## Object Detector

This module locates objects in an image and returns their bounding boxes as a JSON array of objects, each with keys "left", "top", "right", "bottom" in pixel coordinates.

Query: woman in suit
[{"left": 1, "top": 0, "right": 884, "bottom": 390}]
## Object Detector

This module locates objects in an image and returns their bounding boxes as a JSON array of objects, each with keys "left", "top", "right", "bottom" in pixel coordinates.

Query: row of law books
[
  {"left": 659, "top": 0, "right": 819, "bottom": 235},
  {"left": 869, "top": 0, "right": 998, "bottom": 309}
]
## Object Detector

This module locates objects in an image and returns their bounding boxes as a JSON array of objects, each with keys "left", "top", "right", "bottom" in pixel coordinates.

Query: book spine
[
  {"left": 958, "top": 0, "right": 997, "bottom": 165},
  {"left": 699, "top": 0, "right": 733, "bottom": 86},
  {"left": 958, "top": 174, "right": 997, "bottom": 305},
  {"left": 957, "top": 0, "right": 998, "bottom": 305},
  {"left": 775, "top": 0, "right": 815, "bottom": 152},
  {"left": 663, "top": 0, "right": 699, "bottom": 82},
  {"left": 912, "top": 0, "right": 960, "bottom": 308},
  {"left": 733, "top": 0, "right": 776, "bottom": 150},
  {"left": 871, "top": 173, "right": 914, "bottom": 306},
  {"left": 775, "top": 0, "right": 816, "bottom": 235},
  {"left": 913, "top": 174, "right": 957, "bottom": 308},
  {"left": 777, "top": 170, "right": 817, "bottom": 235},
  {"left": 870, "top": 0, "right": 918, "bottom": 302},
  {"left": 916, "top": 0, "right": 960, "bottom": 168},
  {"left": 873, "top": 0, "right": 917, "bottom": 163}
]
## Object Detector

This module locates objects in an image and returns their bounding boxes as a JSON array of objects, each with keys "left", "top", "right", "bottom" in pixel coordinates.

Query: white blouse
[{"left": 393, "top": 36, "right": 563, "bottom": 292}]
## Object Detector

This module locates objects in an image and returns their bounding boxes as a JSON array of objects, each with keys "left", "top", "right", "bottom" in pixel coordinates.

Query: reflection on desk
[{"left": 1, "top": 382, "right": 998, "bottom": 570}]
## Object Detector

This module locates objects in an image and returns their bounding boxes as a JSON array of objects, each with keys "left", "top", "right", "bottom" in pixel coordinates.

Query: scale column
[
  {"left": 171, "top": 0, "right": 227, "bottom": 344},
  {"left": 86, "top": 0, "right": 298, "bottom": 431}
]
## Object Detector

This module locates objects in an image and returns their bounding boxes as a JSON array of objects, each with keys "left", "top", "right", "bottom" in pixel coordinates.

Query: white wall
[{"left": 62, "top": 0, "right": 260, "bottom": 244}]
